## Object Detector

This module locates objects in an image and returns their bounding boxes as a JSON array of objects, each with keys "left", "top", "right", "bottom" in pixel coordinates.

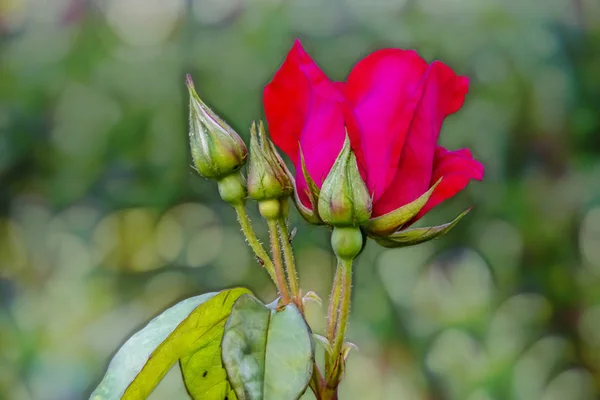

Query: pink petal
[
  {"left": 294, "top": 91, "right": 347, "bottom": 208},
  {"left": 344, "top": 49, "right": 429, "bottom": 200},
  {"left": 410, "top": 146, "right": 484, "bottom": 223},
  {"left": 264, "top": 39, "right": 343, "bottom": 165},
  {"left": 373, "top": 61, "right": 470, "bottom": 216}
]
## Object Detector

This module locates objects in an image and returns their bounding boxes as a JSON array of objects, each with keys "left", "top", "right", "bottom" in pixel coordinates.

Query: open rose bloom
[{"left": 264, "top": 40, "right": 484, "bottom": 246}]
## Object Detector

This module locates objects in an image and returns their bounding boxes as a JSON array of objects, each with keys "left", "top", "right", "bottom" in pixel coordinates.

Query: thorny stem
[
  {"left": 277, "top": 218, "right": 331, "bottom": 399},
  {"left": 267, "top": 218, "right": 292, "bottom": 304},
  {"left": 325, "top": 263, "right": 343, "bottom": 372},
  {"left": 234, "top": 204, "right": 336, "bottom": 400},
  {"left": 278, "top": 218, "right": 300, "bottom": 303},
  {"left": 333, "top": 260, "right": 353, "bottom": 353},
  {"left": 233, "top": 204, "right": 279, "bottom": 290},
  {"left": 326, "top": 258, "right": 353, "bottom": 392}
]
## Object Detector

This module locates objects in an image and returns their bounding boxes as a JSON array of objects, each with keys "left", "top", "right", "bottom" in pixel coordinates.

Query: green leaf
[
  {"left": 90, "top": 288, "right": 250, "bottom": 400},
  {"left": 366, "top": 178, "right": 442, "bottom": 237},
  {"left": 374, "top": 208, "right": 471, "bottom": 248},
  {"left": 221, "top": 295, "right": 314, "bottom": 400}
]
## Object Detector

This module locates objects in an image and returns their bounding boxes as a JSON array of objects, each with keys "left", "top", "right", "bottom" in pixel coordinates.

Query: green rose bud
[
  {"left": 247, "top": 121, "right": 293, "bottom": 202},
  {"left": 186, "top": 74, "right": 247, "bottom": 180},
  {"left": 318, "top": 135, "right": 372, "bottom": 227},
  {"left": 331, "top": 226, "right": 365, "bottom": 261},
  {"left": 217, "top": 173, "right": 246, "bottom": 206}
]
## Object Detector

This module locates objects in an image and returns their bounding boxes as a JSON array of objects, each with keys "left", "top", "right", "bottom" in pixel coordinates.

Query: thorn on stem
[{"left": 289, "top": 227, "right": 297, "bottom": 243}]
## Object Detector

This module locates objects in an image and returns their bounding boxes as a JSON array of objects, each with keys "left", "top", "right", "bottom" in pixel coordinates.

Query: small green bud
[
  {"left": 331, "top": 227, "right": 364, "bottom": 261},
  {"left": 247, "top": 121, "right": 293, "bottom": 201},
  {"left": 258, "top": 198, "right": 281, "bottom": 220},
  {"left": 318, "top": 135, "right": 372, "bottom": 227},
  {"left": 187, "top": 74, "right": 247, "bottom": 180},
  {"left": 218, "top": 173, "right": 246, "bottom": 206}
]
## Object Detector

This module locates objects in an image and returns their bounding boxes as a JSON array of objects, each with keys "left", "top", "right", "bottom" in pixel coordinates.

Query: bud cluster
[{"left": 186, "top": 73, "right": 467, "bottom": 253}]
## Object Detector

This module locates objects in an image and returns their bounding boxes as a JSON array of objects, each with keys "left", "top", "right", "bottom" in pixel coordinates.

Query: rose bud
[
  {"left": 247, "top": 121, "right": 293, "bottom": 219},
  {"left": 318, "top": 135, "right": 372, "bottom": 227},
  {"left": 187, "top": 74, "right": 247, "bottom": 181}
]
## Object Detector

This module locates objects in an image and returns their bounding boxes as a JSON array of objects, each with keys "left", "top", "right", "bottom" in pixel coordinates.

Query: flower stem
[
  {"left": 233, "top": 204, "right": 279, "bottom": 289},
  {"left": 267, "top": 218, "right": 291, "bottom": 304},
  {"left": 325, "top": 263, "right": 343, "bottom": 371},
  {"left": 326, "top": 257, "right": 353, "bottom": 388},
  {"left": 277, "top": 220, "right": 326, "bottom": 399},
  {"left": 233, "top": 203, "right": 332, "bottom": 400},
  {"left": 278, "top": 218, "right": 300, "bottom": 301}
]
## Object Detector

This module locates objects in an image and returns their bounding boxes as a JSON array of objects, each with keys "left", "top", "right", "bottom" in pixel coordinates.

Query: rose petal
[
  {"left": 294, "top": 93, "right": 346, "bottom": 208},
  {"left": 373, "top": 61, "right": 470, "bottom": 216},
  {"left": 264, "top": 39, "right": 343, "bottom": 165},
  {"left": 344, "top": 49, "right": 429, "bottom": 200}
]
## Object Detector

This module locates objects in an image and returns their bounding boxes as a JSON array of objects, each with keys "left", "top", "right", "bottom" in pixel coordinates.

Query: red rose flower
[{"left": 264, "top": 39, "right": 483, "bottom": 230}]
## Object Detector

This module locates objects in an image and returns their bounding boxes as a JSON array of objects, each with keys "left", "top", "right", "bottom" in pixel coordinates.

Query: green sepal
[
  {"left": 312, "top": 333, "right": 333, "bottom": 357},
  {"left": 280, "top": 147, "right": 324, "bottom": 225},
  {"left": 302, "top": 291, "right": 322, "bottom": 307},
  {"left": 366, "top": 178, "right": 442, "bottom": 237},
  {"left": 374, "top": 208, "right": 471, "bottom": 248},
  {"left": 299, "top": 147, "right": 322, "bottom": 219},
  {"left": 266, "top": 141, "right": 321, "bottom": 225},
  {"left": 342, "top": 342, "right": 359, "bottom": 361}
]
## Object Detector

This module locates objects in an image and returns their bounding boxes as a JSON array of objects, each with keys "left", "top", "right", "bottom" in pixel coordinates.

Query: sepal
[
  {"left": 299, "top": 147, "right": 324, "bottom": 223},
  {"left": 264, "top": 142, "right": 322, "bottom": 224},
  {"left": 302, "top": 290, "right": 323, "bottom": 307},
  {"left": 374, "top": 208, "right": 471, "bottom": 248},
  {"left": 312, "top": 333, "right": 333, "bottom": 356},
  {"left": 342, "top": 341, "right": 359, "bottom": 361},
  {"left": 366, "top": 178, "right": 442, "bottom": 237}
]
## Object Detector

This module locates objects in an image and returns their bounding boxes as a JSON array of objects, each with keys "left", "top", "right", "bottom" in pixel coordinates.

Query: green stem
[
  {"left": 234, "top": 204, "right": 330, "bottom": 399},
  {"left": 321, "top": 386, "right": 338, "bottom": 400},
  {"left": 233, "top": 204, "right": 278, "bottom": 288},
  {"left": 325, "top": 263, "right": 343, "bottom": 372},
  {"left": 278, "top": 218, "right": 300, "bottom": 300},
  {"left": 277, "top": 220, "right": 326, "bottom": 399},
  {"left": 267, "top": 218, "right": 291, "bottom": 304},
  {"left": 327, "top": 258, "right": 353, "bottom": 386}
]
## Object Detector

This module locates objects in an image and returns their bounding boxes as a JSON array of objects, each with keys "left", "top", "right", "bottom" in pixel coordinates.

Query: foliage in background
[{"left": 1, "top": 0, "right": 600, "bottom": 399}]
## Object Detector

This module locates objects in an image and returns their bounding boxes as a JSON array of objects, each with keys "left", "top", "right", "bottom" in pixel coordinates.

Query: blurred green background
[{"left": 1, "top": 0, "right": 600, "bottom": 399}]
